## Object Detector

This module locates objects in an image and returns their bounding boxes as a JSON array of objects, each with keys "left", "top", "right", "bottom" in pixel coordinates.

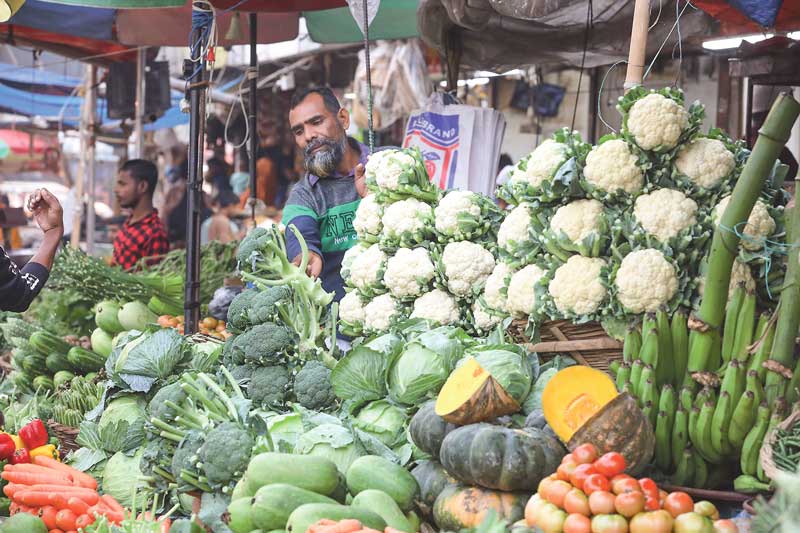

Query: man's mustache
[{"left": 304, "top": 138, "right": 338, "bottom": 156}]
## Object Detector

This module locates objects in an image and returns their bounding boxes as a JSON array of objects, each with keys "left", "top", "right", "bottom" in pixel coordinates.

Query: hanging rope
[{"left": 362, "top": 0, "right": 374, "bottom": 153}]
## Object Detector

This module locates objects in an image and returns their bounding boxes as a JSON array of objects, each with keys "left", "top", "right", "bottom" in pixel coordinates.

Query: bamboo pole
[{"left": 624, "top": 0, "right": 650, "bottom": 91}]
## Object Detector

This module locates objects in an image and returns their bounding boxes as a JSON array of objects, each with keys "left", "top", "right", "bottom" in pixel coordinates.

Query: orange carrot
[
  {"left": 32, "top": 457, "right": 98, "bottom": 490},
  {"left": 55, "top": 509, "right": 78, "bottom": 531},
  {"left": 159, "top": 517, "right": 171, "bottom": 533},
  {"left": 66, "top": 497, "right": 91, "bottom": 515},
  {"left": 74, "top": 514, "right": 95, "bottom": 530},
  {"left": 2, "top": 471, "right": 73, "bottom": 486},
  {"left": 3, "top": 483, "right": 23, "bottom": 498},
  {"left": 39, "top": 506, "right": 58, "bottom": 529},
  {"left": 10, "top": 464, "right": 75, "bottom": 480},
  {"left": 27, "top": 484, "right": 99, "bottom": 494},
  {"left": 17, "top": 491, "right": 57, "bottom": 507},
  {"left": 8, "top": 501, "right": 19, "bottom": 515},
  {"left": 100, "top": 494, "right": 124, "bottom": 514},
  {"left": 48, "top": 530, "right": 65, "bottom": 533}
]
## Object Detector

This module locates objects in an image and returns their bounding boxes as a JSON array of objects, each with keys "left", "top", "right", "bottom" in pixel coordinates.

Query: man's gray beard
[{"left": 304, "top": 136, "right": 346, "bottom": 177}]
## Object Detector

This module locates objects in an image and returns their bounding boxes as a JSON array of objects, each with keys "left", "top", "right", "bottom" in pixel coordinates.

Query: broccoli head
[
  {"left": 222, "top": 335, "right": 245, "bottom": 366},
  {"left": 294, "top": 360, "right": 336, "bottom": 410},
  {"left": 148, "top": 380, "right": 188, "bottom": 423},
  {"left": 197, "top": 421, "right": 255, "bottom": 487},
  {"left": 236, "top": 227, "right": 270, "bottom": 266},
  {"left": 248, "top": 285, "right": 292, "bottom": 325},
  {"left": 248, "top": 365, "right": 291, "bottom": 408},
  {"left": 171, "top": 430, "right": 205, "bottom": 490},
  {"left": 238, "top": 322, "right": 294, "bottom": 364},
  {"left": 226, "top": 289, "right": 258, "bottom": 332},
  {"left": 227, "top": 363, "right": 256, "bottom": 383}
]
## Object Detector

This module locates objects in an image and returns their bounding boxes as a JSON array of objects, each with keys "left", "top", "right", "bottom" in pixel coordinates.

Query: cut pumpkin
[
  {"left": 435, "top": 357, "right": 520, "bottom": 425},
  {"left": 541, "top": 366, "right": 618, "bottom": 442}
]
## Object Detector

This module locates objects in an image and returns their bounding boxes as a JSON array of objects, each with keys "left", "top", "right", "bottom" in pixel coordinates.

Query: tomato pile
[
  {"left": 156, "top": 315, "right": 230, "bottom": 339},
  {"left": 525, "top": 443, "right": 739, "bottom": 533}
]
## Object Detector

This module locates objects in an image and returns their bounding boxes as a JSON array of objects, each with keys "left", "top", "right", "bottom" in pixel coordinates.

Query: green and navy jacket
[{"left": 282, "top": 139, "right": 367, "bottom": 303}]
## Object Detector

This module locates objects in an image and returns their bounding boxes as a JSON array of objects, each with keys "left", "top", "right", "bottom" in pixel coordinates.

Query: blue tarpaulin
[
  {"left": 10, "top": 0, "right": 116, "bottom": 41},
  {"left": 728, "top": 0, "right": 784, "bottom": 27}
]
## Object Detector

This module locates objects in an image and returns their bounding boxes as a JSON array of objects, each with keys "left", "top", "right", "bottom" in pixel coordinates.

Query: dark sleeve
[
  {"left": 0, "top": 247, "right": 49, "bottom": 312},
  {"left": 281, "top": 184, "right": 323, "bottom": 262}
]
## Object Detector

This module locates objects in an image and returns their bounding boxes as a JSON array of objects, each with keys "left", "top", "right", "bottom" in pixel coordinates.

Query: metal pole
[
  {"left": 134, "top": 47, "right": 146, "bottom": 158},
  {"left": 248, "top": 12, "right": 258, "bottom": 223},
  {"left": 184, "top": 30, "right": 206, "bottom": 334},
  {"left": 86, "top": 65, "right": 97, "bottom": 255}
]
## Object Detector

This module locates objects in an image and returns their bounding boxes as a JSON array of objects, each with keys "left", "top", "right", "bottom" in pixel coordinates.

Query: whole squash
[
  {"left": 411, "top": 460, "right": 457, "bottom": 509},
  {"left": 433, "top": 484, "right": 529, "bottom": 531},
  {"left": 409, "top": 400, "right": 457, "bottom": 459},
  {"left": 439, "top": 423, "right": 564, "bottom": 492}
]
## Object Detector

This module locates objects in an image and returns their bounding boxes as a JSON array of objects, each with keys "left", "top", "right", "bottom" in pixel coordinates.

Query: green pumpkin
[
  {"left": 410, "top": 460, "right": 457, "bottom": 509},
  {"left": 439, "top": 423, "right": 565, "bottom": 492},
  {"left": 433, "top": 484, "right": 529, "bottom": 531},
  {"left": 409, "top": 400, "right": 456, "bottom": 460}
]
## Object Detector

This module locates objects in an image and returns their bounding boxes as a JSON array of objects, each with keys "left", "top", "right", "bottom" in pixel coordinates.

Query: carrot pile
[
  {"left": 308, "top": 520, "right": 406, "bottom": 533},
  {"left": 1, "top": 455, "right": 124, "bottom": 533}
]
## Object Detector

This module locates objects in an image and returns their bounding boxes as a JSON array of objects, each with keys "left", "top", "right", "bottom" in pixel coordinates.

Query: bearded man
[{"left": 282, "top": 87, "right": 368, "bottom": 302}]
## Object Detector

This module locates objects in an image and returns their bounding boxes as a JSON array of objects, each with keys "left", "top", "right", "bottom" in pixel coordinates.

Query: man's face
[
  {"left": 114, "top": 170, "right": 146, "bottom": 209},
  {"left": 289, "top": 93, "right": 349, "bottom": 177}
]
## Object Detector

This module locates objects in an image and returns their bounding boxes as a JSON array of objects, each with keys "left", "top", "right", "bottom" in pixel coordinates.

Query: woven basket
[
  {"left": 509, "top": 319, "right": 623, "bottom": 373},
  {"left": 47, "top": 419, "right": 81, "bottom": 455},
  {"left": 760, "top": 408, "right": 800, "bottom": 481}
]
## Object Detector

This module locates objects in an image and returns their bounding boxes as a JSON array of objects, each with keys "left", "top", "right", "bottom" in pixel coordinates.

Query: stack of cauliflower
[{"left": 339, "top": 147, "right": 505, "bottom": 336}]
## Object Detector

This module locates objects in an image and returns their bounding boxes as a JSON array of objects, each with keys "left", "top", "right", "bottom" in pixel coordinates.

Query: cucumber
[
  {"left": 244, "top": 453, "right": 339, "bottom": 497},
  {"left": 66, "top": 347, "right": 106, "bottom": 373},
  {"left": 286, "top": 503, "right": 385, "bottom": 533},
  {"left": 352, "top": 490, "right": 415, "bottom": 533},
  {"left": 252, "top": 484, "right": 337, "bottom": 531},
  {"left": 346, "top": 455, "right": 420, "bottom": 511},
  {"left": 46, "top": 353, "right": 74, "bottom": 374},
  {"left": 227, "top": 497, "right": 256, "bottom": 533},
  {"left": 29, "top": 330, "right": 70, "bottom": 356}
]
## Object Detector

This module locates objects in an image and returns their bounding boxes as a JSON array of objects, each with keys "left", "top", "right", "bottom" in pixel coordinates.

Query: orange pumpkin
[{"left": 433, "top": 484, "right": 529, "bottom": 530}]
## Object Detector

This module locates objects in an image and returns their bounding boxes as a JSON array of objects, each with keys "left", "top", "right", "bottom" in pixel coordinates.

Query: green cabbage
[
  {"left": 294, "top": 423, "right": 365, "bottom": 474},
  {"left": 97, "top": 395, "right": 147, "bottom": 453},
  {"left": 268, "top": 412, "right": 304, "bottom": 452},
  {"left": 102, "top": 448, "right": 145, "bottom": 509},
  {"left": 352, "top": 400, "right": 408, "bottom": 447},
  {"left": 465, "top": 344, "right": 534, "bottom": 404}
]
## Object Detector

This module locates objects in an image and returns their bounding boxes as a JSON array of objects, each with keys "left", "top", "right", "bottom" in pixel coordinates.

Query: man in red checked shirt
[{"left": 112, "top": 159, "right": 169, "bottom": 270}]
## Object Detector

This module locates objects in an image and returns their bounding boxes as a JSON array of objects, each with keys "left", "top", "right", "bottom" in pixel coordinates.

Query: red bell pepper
[
  {"left": 10, "top": 448, "right": 30, "bottom": 464},
  {"left": 0, "top": 433, "right": 15, "bottom": 461},
  {"left": 18, "top": 419, "right": 48, "bottom": 450}
]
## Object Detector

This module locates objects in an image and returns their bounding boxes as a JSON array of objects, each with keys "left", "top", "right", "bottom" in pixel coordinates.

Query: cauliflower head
[
  {"left": 472, "top": 300, "right": 502, "bottom": 333},
  {"left": 384, "top": 247, "right": 436, "bottom": 299},
  {"left": 633, "top": 188, "right": 698, "bottom": 242},
  {"left": 627, "top": 93, "right": 689, "bottom": 151},
  {"left": 713, "top": 196, "right": 776, "bottom": 251},
  {"left": 441, "top": 241, "right": 496, "bottom": 297},
  {"left": 339, "top": 291, "right": 366, "bottom": 327},
  {"left": 410, "top": 289, "right": 460, "bottom": 325},
  {"left": 483, "top": 262, "right": 514, "bottom": 312},
  {"left": 349, "top": 243, "right": 387, "bottom": 293},
  {"left": 366, "top": 149, "right": 417, "bottom": 190},
  {"left": 509, "top": 140, "right": 568, "bottom": 187},
  {"left": 363, "top": 293, "right": 404, "bottom": 332},
  {"left": 498, "top": 203, "right": 533, "bottom": 249},
  {"left": 583, "top": 139, "right": 644, "bottom": 195},
  {"left": 506, "top": 264, "right": 546, "bottom": 317},
  {"left": 550, "top": 199, "right": 604, "bottom": 244},
  {"left": 381, "top": 197, "right": 433, "bottom": 243},
  {"left": 434, "top": 190, "right": 481, "bottom": 236},
  {"left": 353, "top": 194, "right": 383, "bottom": 241},
  {"left": 549, "top": 256, "right": 608, "bottom": 316},
  {"left": 341, "top": 242, "right": 369, "bottom": 280},
  {"left": 675, "top": 137, "right": 736, "bottom": 189},
  {"left": 614, "top": 249, "right": 678, "bottom": 313}
]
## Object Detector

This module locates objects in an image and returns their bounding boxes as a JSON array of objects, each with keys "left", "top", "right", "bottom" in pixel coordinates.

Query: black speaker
[{"left": 107, "top": 61, "right": 172, "bottom": 121}]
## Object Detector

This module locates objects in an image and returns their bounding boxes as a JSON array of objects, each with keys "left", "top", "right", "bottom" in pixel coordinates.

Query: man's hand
[
  {"left": 354, "top": 163, "right": 367, "bottom": 198},
  {"left": 292, "top": 251, "right": 323, "bottom": 279},
  {"left": 27, "top": 188, "right": 64, "bottom": 236}
]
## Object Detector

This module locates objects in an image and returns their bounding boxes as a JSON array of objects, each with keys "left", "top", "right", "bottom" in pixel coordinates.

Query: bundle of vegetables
[
  {"left": 525, "top": 442, "right": 738, "bottom": 533},
  {"left": 1, "top": 455, "right": 126, "bottom": 530}
]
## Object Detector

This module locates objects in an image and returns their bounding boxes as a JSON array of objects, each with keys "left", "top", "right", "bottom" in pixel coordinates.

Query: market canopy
[{"left": 693, "top": 0, "right": 800, "bottom": 34}]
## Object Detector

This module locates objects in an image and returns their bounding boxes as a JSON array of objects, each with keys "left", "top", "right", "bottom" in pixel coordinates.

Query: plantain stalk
[{"left": 688, "top": 93, "right": 800, "bottom": 372}]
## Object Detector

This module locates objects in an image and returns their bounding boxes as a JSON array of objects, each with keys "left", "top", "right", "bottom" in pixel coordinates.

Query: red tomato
[
  {"left": 544, "top": 479, "right": 573, "bottom": 508},
  {"left": 570, "top": 463, "right": 599, "bottom": 491},
  {"left": 713, "top": 519, "right": 739, "bottom": 533},
  {"left": 564, "top": 513, "right": 592, "bottom": 533},
  {"left": 563, "top": 488, "right": 591, "bottom": 516},
  {"left": 638, "top": 478, "right": 661, "bottom": 510},
  {"left": 590, "top": 513, "right": 630, "bottom": 533},
  {"left": 594, "top": 452, "right": 627, "bottom": 477},
  {"left": 525, "top": 495, "right": 546, "bottom": 527},
  {"left": 663, "top": 492, "right": 694, "bottom": 518},
  {"left": 537, "top": 503, "right": 567, "bottom": 532},
  {"left": 694, "top": 500, "right": 720, "bottom": 521},
  {"left": 674, "top": 512, "right": 714, "bottom": 533},
  {"left": 588, "top": 491, "right": 617, "bottom": 515},
  {"left": 558, "top": 459, "right": 579, "bottom": 482},
  {"left": 538, "top": 476, "right": 554, "bottom": 495},
  {"left": 612, "top": 477, "right": 642, "bottom": 495},
  {"left": 629, "top": 510, "right": 674, "bottom": 533},
  {"left": 583, "top": 473, "right": 611, "bottom": 495},
  {"left": 614, "top": 490, "right": 645, "bottom": 518},
  {"left": 573, "top": 443, "right": 599, "bottom": 464},
  {"left": 562, "top": 453, "right": 576, "bottom": 464}
]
